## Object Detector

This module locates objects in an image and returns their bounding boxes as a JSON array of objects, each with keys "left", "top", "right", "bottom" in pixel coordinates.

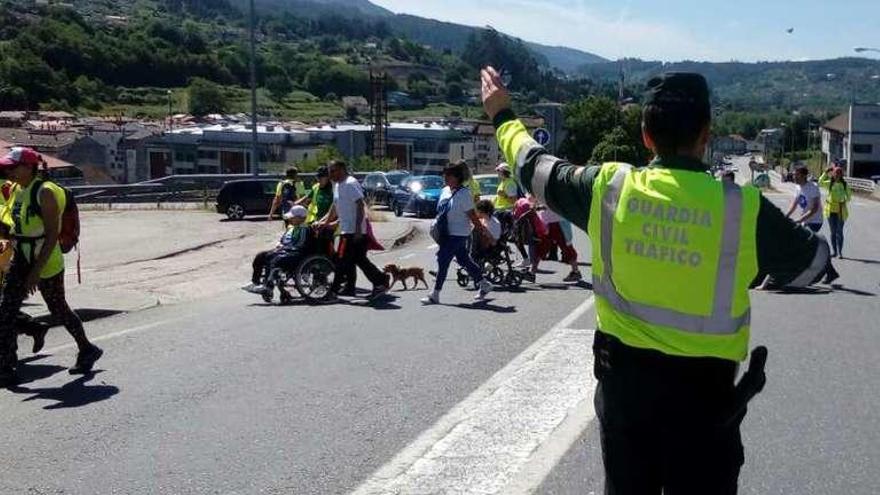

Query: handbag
[{"left": 430, "top": 187, "right": 463, "bottom": 244}]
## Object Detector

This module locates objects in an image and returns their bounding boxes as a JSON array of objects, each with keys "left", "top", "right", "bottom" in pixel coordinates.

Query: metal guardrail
[
  {"left": 67, "top": 172, "right": 376, "bottom": 206},
  {"left": 845, "top": 177, "right": 877, "bottom": 193}
]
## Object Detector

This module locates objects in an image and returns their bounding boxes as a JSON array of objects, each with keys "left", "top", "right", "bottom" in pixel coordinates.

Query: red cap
[{"left": 0, "top": 147, "right": 42, "bottom": 169}]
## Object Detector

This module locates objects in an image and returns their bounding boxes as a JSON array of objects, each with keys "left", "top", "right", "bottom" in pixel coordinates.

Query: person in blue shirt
[{"left": 243, "top": 205, "right": 309, "bottom": 297}]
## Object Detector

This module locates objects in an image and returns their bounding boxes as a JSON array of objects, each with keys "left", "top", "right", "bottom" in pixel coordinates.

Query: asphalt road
[{"left": 2, "top": 165, "right": 878, "bottom": 494}]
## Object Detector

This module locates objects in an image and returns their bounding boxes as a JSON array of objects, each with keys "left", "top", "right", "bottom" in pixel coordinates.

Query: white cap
[
  {"left": 283, "top": 205, "right": 308, "bottom": 219},
  {"left": 495, "top": 163, "right": 511, "bottom": 173}
]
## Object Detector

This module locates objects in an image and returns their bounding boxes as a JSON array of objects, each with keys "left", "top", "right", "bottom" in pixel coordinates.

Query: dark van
[{"left": 216, "top": 179, "right": 278, "bottom": 220}]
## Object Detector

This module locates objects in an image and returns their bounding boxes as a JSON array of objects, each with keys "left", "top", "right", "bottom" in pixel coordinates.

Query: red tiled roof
[{"left": 0, "top": 139, "right": 78, "bottom": 169}]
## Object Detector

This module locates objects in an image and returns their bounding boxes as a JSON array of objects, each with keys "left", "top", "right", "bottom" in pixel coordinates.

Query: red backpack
[{"left": 28, "top": 179, "right": 80, "bottom": 253}]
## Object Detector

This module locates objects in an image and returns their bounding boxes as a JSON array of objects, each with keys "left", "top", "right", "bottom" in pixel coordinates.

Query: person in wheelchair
[
  {"left": 242, "top": 205, "right": 309, "bottom": 298},
  {"left": 472, "top": 200, "right": 502, "bottom": 264}
]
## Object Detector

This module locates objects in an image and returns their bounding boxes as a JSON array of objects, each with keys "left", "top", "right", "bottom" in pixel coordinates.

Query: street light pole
[
  {"left": 167, "top": 90, "right": 173, "bottom": 132},
  {"left": 249, "top": 0, "right": 259, "bottom": 176}
]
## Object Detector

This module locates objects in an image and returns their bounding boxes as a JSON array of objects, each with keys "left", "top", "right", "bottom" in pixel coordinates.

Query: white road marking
[
  {"left": 41, "top": 318, "right": 184, "bottom": 355},
  {"left": 350, "top": 297, "right": 597, "bottom": 495}
]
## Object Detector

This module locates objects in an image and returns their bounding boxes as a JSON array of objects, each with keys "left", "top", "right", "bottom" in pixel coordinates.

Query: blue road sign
[{"left": 533, "top": 128, "right": 551, "bottom": 146}]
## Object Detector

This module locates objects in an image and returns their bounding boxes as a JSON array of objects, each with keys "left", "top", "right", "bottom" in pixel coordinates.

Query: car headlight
[{"left": 417, "top": 192, "right": 428, "bottom": 200}]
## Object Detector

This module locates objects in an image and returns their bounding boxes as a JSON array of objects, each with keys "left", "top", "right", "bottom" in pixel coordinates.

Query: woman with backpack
[{"left": 0, "top": 147, "right": 101, "bottom": 387}]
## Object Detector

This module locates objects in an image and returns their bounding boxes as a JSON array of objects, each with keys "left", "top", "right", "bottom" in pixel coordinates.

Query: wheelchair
[
  {"left": 455, "top": 228, "right": 524, "bottom": 289},
  {"left": 262, "top": 226, "right": 337, "bottom": 304}
]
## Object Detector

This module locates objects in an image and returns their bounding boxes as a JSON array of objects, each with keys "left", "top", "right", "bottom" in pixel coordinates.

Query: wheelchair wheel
[
  {"left": 295, "top": 255, "right": 336, "bottom": 303},
  {"left": 506, "top": 271, "right": 524, "bottom": 288},
  {"left": 456, "top": 269, "right": 471, "bottom": 288},
  {"left": 486, "top": 266, "right": 505, "bottom": 285}
]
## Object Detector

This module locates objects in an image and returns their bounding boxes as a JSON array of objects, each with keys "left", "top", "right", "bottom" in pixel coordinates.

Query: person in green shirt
[
  {"left": 297, "top": 166, "right": 334, "bottom": 225},
  {"left": 268, "top": 167, "right": 307, "bottom": 221}
]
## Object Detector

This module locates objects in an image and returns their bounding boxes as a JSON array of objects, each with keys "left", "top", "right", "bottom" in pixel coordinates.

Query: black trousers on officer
[{"left": 593, "top": 331, "right": 745, "bottom": 495}]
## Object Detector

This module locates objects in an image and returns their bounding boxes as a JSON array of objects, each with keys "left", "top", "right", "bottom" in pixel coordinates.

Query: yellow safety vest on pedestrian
[
  {"left": 11, "top": 180, "right": 67, "bottom": 279},
  {"left": 466, "top": 177, "right": 480, "bottom": 202},
  {"left": 494, "top": 177, "right": 517, "bottom": 211},
  {"left": 588, "top": 162, "right": 760, "bottom": 362}
]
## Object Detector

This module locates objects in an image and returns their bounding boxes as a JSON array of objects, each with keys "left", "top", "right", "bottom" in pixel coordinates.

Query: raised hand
[{"left": 480, "top": 66, "right": 511, "bottom": 120}]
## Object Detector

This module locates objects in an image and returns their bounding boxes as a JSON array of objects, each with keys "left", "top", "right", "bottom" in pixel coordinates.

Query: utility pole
[
  {"left": 249, "top": 0, "right": 259, "bottom": 176},
  {"left": 167, "top": 90, "right": 173, "bottom": 132}
]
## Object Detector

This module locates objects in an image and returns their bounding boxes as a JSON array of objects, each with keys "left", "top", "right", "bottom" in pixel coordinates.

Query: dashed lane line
[{"left": 350, "top": 297, "right": 597, "bottom": 495}]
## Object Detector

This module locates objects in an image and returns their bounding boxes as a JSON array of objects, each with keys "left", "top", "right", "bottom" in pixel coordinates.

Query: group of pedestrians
[
  {"left": 0, "top": 147, "right": 102, "bottom": 388},
  {"left": 245, "top": 161, "right": 390, "bottom": 302}
]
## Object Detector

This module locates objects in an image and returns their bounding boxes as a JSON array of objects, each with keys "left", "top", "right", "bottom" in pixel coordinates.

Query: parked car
[
  {"left": 216, "top": 179, "right": 278, "bottom": 220},
  {"left": 473, "top": 174, "right": 501, "bottom": 202},
  {"left": 390, "top": 175, "right": 445, "bottom": 218},
  {"left": 363, "top": 170, "right": 411, "bottom": 206}
]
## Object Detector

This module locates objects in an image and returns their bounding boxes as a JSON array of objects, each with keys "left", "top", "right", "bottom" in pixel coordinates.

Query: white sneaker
[
  {"left": 516, "top": 258, "right": 530, "bottom": 269},
  {"left": 421, "top": 291, "right": 440, "bottom": 305},
  {"left": 475, "top": 280, "right": 493, "bottom": 301},
  {"left": 242, "top": 283, "right": 266, "bottom": 294}
]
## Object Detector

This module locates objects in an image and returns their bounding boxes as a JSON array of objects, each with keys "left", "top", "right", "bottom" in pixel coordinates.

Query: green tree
[
  {"left": 299, "top": 146, "right": 344, "bottom": 172},
  {"left": 560, "top": 96, "right": 620, "bottom": 164},
  {"left": 265, "top": 74, "right": 294, "bottom": 101},
  {"left": 590, "top": 127, "right": 640, "bottom": 165},
  {"left": 188, "top": 78, "right": 227, "bottom": 116}
]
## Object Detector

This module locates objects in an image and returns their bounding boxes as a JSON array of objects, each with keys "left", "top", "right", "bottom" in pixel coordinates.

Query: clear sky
[{"left": 370, "top": 0, "right": 880, "bottom": 62}]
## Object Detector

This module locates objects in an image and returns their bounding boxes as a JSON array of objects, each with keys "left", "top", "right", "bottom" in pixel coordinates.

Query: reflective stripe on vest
[{"left": 593, "top": 164, "right": 751, "bottom": 335}]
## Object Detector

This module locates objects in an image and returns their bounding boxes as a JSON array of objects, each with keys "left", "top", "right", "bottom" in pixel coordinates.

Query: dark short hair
[
  {"left": 476, "top": 199, "right": 495, "bottom": 215},
  {"left": 642, "top": 73, "right": 711, "bottom": 156},
  {"left": 795, "top": 167, "right": 808, "bottom": 176},
  {"left": 443, "top": 161, "right": 467, "bottom": 184},
  {"left": 316, "top": 166, "right": 329, "bottom": 178},
  {"left": 327, "top": 160, "right": 348, "bottom": 172},
  {"left": 286, "top": 167, "right": 299, "bottom": 178},
  {"left": 643, "top": 103, "right": 710, "bottom": 156}
]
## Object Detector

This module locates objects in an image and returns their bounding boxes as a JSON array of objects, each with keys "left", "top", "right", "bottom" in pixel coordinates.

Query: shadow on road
[
  {"left": 14, "top": 355, "right": 65, "bottom": 385},
  {"left": 452, "top": 301, "right": 517, "bottom": 313},
  {"left": 831, "top": 286, "right": 876, "bottom": 297},
  {"left": 10, "top": 370, "right": 119, "bottom": 410},
  {"left": 844, "top": 257, "right": 880, "bottom": 265}
]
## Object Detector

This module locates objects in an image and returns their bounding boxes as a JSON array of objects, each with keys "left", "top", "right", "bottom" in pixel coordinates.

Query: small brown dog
[{"left": 383, "top": 264, "right": 429, "bottom": 291}]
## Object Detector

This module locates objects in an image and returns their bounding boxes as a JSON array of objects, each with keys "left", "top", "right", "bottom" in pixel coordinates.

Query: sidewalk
[{"left": 23, "top": 210, "right": 417, "bottom": 322}]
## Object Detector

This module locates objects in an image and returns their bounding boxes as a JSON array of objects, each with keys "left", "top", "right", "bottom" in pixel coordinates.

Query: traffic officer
[{"left": 482, "top": 68, "right": 835, "bottom": 494}]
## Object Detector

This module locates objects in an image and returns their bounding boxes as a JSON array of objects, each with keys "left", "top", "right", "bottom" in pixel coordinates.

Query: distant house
[
  {"left": 712, "top": 134, "right": 748, "bottom": 155},
  {"left": 822, "top": 104, "right": 880, "bottom": 178},
  {"left": 0, "top": 111, "right": 26, "bottom": 128},
  {"left": 0, "top": 138, "right": 84, "bottom": 185}
]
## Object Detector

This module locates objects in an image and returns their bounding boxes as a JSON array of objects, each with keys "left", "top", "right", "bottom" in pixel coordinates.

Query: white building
[{"left": 822, "top": 104, "right": 880, "bottom": 178}]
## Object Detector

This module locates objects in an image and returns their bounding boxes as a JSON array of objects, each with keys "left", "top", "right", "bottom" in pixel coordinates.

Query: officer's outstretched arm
[
  {"left": 482, "top": 66, "right": 599, "bottom": 233},
  {"left": 756, "top": 196, "right": 831, "bottom": 287}
]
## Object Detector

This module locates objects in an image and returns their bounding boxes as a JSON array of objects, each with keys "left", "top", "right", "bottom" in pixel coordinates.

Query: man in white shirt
[
  {"left": 319, "top": 160, "right": 390, "bottom": 300},
  {"left": 785, "top": 167, "right": 823, "bottom": 232}
]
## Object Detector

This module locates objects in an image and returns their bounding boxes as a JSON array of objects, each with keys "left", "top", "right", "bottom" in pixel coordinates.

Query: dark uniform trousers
[{"left": 593, "top": 331, "right": 745, "bottom": 495}]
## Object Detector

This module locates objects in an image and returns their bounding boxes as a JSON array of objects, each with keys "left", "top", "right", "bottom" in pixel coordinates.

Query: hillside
[
  {"left": 0, "top": 0, "right": 598, "bottom": 117},
  {"left": 246, "top": 0, "right": 608, "bottom": 72},
  {"left": 580, "top": 58, "right": 880, "bottom": 111}
]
